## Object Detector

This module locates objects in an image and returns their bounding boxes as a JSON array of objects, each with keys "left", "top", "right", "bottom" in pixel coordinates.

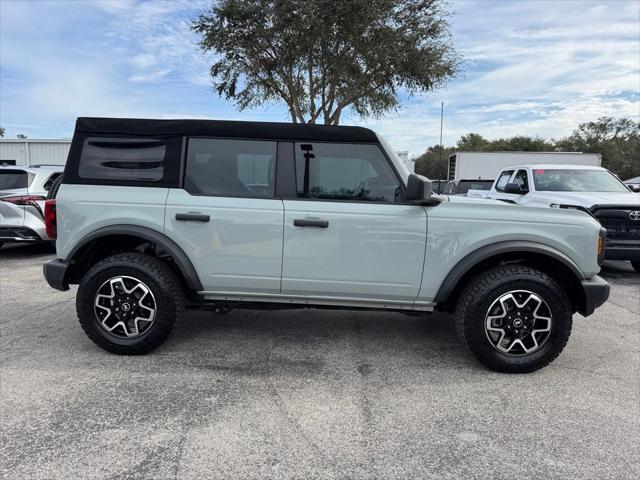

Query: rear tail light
[
  {"left": 45, "top": 199, "right": 57, "bottom": 239},
  {"left": 1, "top": 195, "right": 46, "bottom": 205}
]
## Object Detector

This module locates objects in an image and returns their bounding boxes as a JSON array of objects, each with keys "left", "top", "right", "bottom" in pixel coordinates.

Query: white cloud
[{"left": 0, "top": 0, "right": 638, "bottom": 153}]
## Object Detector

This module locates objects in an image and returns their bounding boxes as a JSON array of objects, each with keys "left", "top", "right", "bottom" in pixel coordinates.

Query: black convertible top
[{"left": 75, "top": 117, "right": 378, "bottom": 143}]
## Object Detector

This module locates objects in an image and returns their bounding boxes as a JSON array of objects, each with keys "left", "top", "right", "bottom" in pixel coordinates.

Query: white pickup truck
[{"left": 473, "top": 164, "right": 640, "bottom": 272}]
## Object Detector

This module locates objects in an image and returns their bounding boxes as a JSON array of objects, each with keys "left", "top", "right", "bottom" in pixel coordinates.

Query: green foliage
[
  {"left": 456, "top": 133, "right": 489, "bottom": 151},
  {"left": 413, "top": 144, "right": 452, "bottom": 179},
  {"left": 0, "top": 127, "right": 5, "bottom": 138},
  {"left": 193, "top": 0, "right": 460, "bottom": 124},
  {"left": 554, "top": 117, "right": 639, "bottom": 180},
  {"left": 16, "top": 134, "right": 27, "bottom": 139},
  {"left": 416, "top": 117, "right": 639, "bottom": 180},
  {"left": 456, "top": 133, "right": 553, "bottom": 152}
]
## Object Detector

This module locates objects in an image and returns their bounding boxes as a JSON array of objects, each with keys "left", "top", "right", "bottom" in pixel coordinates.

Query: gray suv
[{"left": 43, "top": 118, "right": 610, "bottom": 373}]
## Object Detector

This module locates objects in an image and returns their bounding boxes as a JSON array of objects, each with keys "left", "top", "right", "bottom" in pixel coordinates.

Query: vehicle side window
[
  {"left": 294, "top": 143, "right": 400, "bottom": 202},
  {"left": 79, "top": 138, "right": 166, "bottom": 181},
  {"left": 513, "top": 169, "right": 529, "bottom": 192},
  {"left": 184, "top": 138, "right": 276, "bottom": 198},
  {"left": 495, "top": 170, "right": 514, "bottom": 192}
]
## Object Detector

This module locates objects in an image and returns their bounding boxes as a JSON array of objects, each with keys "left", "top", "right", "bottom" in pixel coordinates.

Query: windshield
[
  {"left": 0, "top": 170, "right": 28, "bottom": 190},
  {"left": 532, "top": 169, "right": 629, "bottom": 192}
]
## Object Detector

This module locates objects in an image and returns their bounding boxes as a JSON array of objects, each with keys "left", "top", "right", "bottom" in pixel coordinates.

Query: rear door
[
  {"left": 280, "top": 142, "right": 427, "bottom": 303},
  {"left": 165, "top": 138, "right": 284, "bottom": 294}
]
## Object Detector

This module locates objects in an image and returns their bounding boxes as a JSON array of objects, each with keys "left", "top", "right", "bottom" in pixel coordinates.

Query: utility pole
[
  {"left": 438, "top": 101, "right": 444, "bottom": 190},
  {"left": 439, "top": 101, "right": 444, "bottom": 162}
]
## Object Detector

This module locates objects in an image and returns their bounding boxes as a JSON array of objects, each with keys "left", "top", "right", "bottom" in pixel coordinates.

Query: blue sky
[{"left": 0, "top": 0, "right": 638, "bottom": 157}]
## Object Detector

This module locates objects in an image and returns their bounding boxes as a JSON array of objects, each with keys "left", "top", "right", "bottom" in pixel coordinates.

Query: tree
[
  {"left": 193, "top": 0, "right": 460, "bottom": 124},
  {"left": 16, "top": 134, "right": 27, "bottom": 139},
  {"left": 456, "top": 133, "right": 489, "bottom": 151},
  {"left": 456, "top": 133, "right": 553, "bottom": 152},
  {"left": 413, "top": 144, "right": 452, "bottom": 179},
  {"left": 0, "top": 127, "right": 5, "bottom": 138},
  {"left": 554, "top": 117, "right": 639, "bottom": 179},
  {"left": 489, "top": 135, "right": 553, "bottom": 152}
]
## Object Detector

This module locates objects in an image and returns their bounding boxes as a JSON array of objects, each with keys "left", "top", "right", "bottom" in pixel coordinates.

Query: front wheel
[
  {"left": 455, "top": 265, "right": 572, "bottom": 373},
  {"left": 631, "top": 261, "right": 640, "bottom": 273},
  {"left": 76, "top": 253, "right": 185, "bottom": 355}
]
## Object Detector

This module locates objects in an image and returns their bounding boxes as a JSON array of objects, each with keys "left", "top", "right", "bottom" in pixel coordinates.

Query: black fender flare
[
  {"left": 433, "top": 241, "right": 584, "bottom": 303},
  {"left": 66, "top": 225, "right": 203, "bottom": 291}
]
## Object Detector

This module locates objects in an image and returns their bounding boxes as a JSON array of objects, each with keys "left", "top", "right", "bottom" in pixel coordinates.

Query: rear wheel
[
  {"left": 455, "top": 265, "right": 572, "bottom": 373},
  {"left": 631, "top": 261, "right": 640, "bottom": 273},
  {"left": 76, "top": 253, "right": 185, "bottom": 354}
]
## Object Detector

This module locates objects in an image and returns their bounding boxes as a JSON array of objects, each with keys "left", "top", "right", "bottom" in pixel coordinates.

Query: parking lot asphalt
[{"left": 1, "top": 243, "right": 638, "bottom": 480}]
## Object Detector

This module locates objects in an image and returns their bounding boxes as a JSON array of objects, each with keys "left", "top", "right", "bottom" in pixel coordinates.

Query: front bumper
[
  {"left": 578, "top": 275, "right": 610, "bottom": 317},
  {"left": 43, "top": 259, "right": 71, "bottom": 291}
]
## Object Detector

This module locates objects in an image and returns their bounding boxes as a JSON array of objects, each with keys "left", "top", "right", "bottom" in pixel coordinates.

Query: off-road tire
[
  {"left": 47, "top": 176, "right": 63, "bottom": 199},
  {"left": 631, "top": 261, "right": 640, "bottom": 273},
  {"left": 455, "top": 265, "right": 572, "bottom": 373},
  {"left": 76, "top": 253, "right": 185, "bottom": 355}
]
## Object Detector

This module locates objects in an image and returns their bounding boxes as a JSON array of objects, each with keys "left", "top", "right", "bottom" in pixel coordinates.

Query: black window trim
[{"left": 182, "top": 136, "right": 280, "bottom": 200}]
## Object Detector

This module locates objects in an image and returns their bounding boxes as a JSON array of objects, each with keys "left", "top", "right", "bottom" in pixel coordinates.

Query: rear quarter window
[
  {"left": 0, "top": 170, "right": 30, "bottom": 189},
  {"left": 78, "top": 138, "right": 166, "bottom": 181}
]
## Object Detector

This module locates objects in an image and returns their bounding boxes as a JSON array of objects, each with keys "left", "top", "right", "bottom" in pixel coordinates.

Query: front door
[
  {"left": 165, "top": 138, "right": 283, "bottom": 294},
  {"left": 281, "top": 142, "right": 427, "bottom": 303}
]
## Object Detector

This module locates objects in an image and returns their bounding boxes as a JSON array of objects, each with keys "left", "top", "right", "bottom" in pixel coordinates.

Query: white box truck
[{"left": 447, "top": 151, "right": 601, "bottom": 181}]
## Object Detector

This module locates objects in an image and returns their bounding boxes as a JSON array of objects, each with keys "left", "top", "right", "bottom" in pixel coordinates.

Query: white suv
[
  {"left": 0, "top": 165, "right": 63, "bottom": 247},
  {"left": 43, "top": 118, "right": 611, "bottom": 373}
]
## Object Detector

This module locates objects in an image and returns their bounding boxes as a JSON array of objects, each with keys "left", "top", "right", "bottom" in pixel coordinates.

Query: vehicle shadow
[
  {"left": 0, "top": 242, "right": 55, "bottom": 259},
  {"left": 162, "top": 307, "right": 479, "bottom": 374},
  {"left": 600, "top": 260, "right": 639, "bottom": 284}
]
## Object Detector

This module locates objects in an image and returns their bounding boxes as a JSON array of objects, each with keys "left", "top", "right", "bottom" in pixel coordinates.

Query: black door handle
[
  {"left": 176, "top": 213, "right": 210, "bottom": 222},
  {"left": 293, "top": 219, "right": 329, "bottom": 228}
]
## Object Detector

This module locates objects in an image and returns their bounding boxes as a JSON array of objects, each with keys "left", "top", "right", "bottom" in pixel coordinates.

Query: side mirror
[
  {"left": 628, "top": 184, "right": 640, "bottom": 193},
  {"left": 406, "top": 174, "right": 436, "bottom": 204},
  {"left": 504, "top": 182, "right": 527, "bottom": 194}
]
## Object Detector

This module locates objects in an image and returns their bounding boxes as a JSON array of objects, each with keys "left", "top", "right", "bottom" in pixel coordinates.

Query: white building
[{"left": 0, "top": 139, "right": 71, "bottom": 166}]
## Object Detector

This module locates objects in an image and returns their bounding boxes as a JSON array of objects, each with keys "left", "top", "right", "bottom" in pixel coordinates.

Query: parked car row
[{"left": 0, "top": 165, "right": 63, "bottom": 248}]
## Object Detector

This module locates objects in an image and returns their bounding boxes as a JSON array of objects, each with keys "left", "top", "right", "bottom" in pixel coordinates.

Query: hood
[
  {"left": 528, "top": 191, "right": 640, "bottom": 208},
  {"left": 445, "top": 194, "right": 506, "bottom": 206}
]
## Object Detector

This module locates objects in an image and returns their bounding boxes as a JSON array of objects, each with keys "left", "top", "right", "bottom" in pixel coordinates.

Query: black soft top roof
[{"left": 75, "top": 117, "right": 378, "bottom": 143}]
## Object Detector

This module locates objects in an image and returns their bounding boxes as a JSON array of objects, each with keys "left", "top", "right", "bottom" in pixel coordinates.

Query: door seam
[{"left": 279, "top": 199, "right": 285, "bottom": 293}]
